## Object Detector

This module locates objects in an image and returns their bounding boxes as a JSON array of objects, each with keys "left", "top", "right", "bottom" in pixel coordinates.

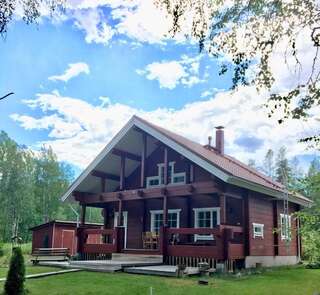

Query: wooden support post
[
  {"left": 242, "top": 192, "right": 250, "bottom": 256},
  {"left": 220, "top": 194, "right": 226, "bottom": 225},
  {"left": 189, "top": 163, "right": 194, "bottom": 183},
  {"left": 118, "top": 198, "right": 123, "bottom": 226},
  {"left": 140, "top": 133, "right": 147, "bottom": 188},
  {"left": 164, "top": 147, "right": 168, "bottom": 185},
  {"left": 120, "top": 154, "right": 125, "bottom": 191},
  {"left": 163, "top": 195, "right": 168, "bottom": 227},
  {"left": 273, "top": 200, "right": 279, "bottom": 256},
  {"left": 80, "top": 205, "right": 86, "bottom": 225},
  {"left": 101, "top": 178, "right": 106, "bottom": 193}
]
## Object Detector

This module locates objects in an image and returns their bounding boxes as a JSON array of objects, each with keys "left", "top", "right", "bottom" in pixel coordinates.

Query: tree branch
[{"left": 0, "top": 92, "right": 14, "bottom": 100}]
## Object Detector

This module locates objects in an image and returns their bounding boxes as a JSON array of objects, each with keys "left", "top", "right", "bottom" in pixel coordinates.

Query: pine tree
[
  {"left": 4, "top": 247, "right": 26, "bottom": 295},
  {"left": 263, "top": 149, "right": 275, "bottom": 179},
  {"left": 275, "top": 147, "right": 292, "bottom": 185}
]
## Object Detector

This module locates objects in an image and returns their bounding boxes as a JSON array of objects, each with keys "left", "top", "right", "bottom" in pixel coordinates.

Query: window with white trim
[
  {"left": 193, "top": 208, "right": 220, "bottom": 241},
  {"left": 280, "top": 214, "right": 292, "bottom": 240},
  {"left": 252, "top": 223, "right": 264, "bottom": 239},
  {"left": 146, "top": 162, "right": 186, "bottom": 188},
  {"left": 150, "top": 209, "right": 181, "bottom": 233}
]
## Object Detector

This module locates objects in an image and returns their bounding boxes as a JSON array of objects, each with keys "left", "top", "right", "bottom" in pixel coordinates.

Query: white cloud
[
  {"left": 73, "top": 8, "right": 114, "bottom": 45},
  {"left": 137, "top": 55, "right": 206, "bottom": 89},
  {"left": 11, "top": 87, "right": 319, "bottom": 169},
  {"left": 49, "top": 62, "right": 90, "bottom": 82}
]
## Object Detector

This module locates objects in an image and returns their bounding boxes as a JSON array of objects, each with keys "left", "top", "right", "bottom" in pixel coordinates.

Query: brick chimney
[{"left": 215, "top": 126, "right": 224, "bottom": 154}]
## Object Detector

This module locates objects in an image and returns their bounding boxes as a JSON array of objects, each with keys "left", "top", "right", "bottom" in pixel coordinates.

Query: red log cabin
[{"left": 61, "top": 115, "right": 312, "bottom": 269}]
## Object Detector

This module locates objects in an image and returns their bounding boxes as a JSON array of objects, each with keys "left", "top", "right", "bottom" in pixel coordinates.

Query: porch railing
[
  {"left": 161, "top": 225, "right": 244, "bottom": 260},
  {"left": 77, "top": 226, "right": 125, "bottom": 255}
]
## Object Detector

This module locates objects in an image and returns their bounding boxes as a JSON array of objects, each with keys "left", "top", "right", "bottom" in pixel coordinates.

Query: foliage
[
  {"left": 0, "top": 131, "right": 76, "bottom": 242},
  {"left": 156, "top": 0, "right": 320, "bottom": 143},
  {"left": 4, "top": 247, "right": 25, "bottom": 295},
  {"left": 0, "top": 0, "right": 64, "bottom": 37}
]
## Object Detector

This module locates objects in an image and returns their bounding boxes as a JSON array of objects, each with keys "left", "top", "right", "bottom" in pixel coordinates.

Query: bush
[{"left": 3, "top": 247, "right": 26, "bottom": 295}]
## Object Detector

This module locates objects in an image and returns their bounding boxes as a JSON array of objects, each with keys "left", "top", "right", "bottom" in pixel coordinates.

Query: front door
[
  {"left": 114, "top": 211, "right": 128, "bottom": 249},
  {"left": 62, "top": 230, "right": 75, "bottom": 255}
]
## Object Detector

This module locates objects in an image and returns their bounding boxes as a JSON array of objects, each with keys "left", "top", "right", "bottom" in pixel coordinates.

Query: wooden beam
[
  {"left": 77, "top": 181, "right": 222, "bottom": 204},
  {"left": 120, "top": 154, "right": 125, "bottom": 190},
  {"left": 91, "top": 170, "right": 120, "bottom": 182},
  {"left": 163, "top": 147, "right": 168, "bottom": 185},
  {"left": 112, "top": 148, "right": 141, "bottom": 162},
  {"left": 140, "top": 133, "right": 147, "bottom": 188}
]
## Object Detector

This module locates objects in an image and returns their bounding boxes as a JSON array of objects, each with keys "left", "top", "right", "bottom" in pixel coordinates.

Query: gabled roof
[{"left": 61, "top": 115, "right": 312, "bottom": 207}]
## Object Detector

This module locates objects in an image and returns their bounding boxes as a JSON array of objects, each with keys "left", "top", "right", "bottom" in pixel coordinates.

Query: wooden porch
[{"left": 76, "top": 224, "right": 245, "bottom": 266}]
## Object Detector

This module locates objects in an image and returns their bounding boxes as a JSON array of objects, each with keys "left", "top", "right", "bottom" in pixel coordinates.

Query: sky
[{"left": 0, "top": 0, "right": 319, "bottom": 177}]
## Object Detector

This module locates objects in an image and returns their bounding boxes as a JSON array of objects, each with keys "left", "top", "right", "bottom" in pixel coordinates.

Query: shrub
[{"left": 3, "top": 247, "right": 26, "bottom": 295}]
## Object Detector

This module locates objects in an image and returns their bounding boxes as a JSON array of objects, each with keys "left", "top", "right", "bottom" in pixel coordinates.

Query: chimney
[{"left": 215, "top": 126, "right": 224, "bottom": 154}]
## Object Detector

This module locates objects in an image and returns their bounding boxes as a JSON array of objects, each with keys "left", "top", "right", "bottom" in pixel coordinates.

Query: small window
[
  {"left": 252, "top": 223, "right": 264, "bottom": 239},
  {"left": 280, "top": 214, "right": 292, "bottom": 240}
]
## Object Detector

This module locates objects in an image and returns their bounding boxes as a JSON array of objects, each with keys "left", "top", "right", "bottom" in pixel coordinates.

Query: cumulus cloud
[
  {"left": 137, "top": 55, "right": 206, "bottom": 89},
  {"left": 11, "top": 87, "right": 319, "bottom": 169},
  {"left": 73, "top": 8, "right": 114, "bottom": 45},
  {"left": 49, "top": 62, "right": 90, "bottom": 82}
]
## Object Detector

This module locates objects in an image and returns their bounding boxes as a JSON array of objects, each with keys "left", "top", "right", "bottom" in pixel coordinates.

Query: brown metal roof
[{"left": 134, "top": 116, "right": 311, "bottom": 203}]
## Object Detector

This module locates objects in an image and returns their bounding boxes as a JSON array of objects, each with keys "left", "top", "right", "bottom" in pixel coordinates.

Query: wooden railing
[
  {"left": 77, "top": 227, "right": 125, "bottom": 255},
  {"left": 162, "top": 225, "right": 244, "bottom": 260}
]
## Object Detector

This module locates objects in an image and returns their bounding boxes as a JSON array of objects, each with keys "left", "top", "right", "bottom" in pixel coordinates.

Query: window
[
  {"left": 193, "top": 208, "right": 220, "bottom": 241},
  {"left": 150, "top": 209, "right": 181, "bottom": 233},
  {"left": 146, "top": 162, "right": 186, "bottom": 188},
  {"left": 280, "top": 214, "right": 292, "bottom": 240},
  {"left": 252, "top": 223, "right": 264, "bottom": 239}
]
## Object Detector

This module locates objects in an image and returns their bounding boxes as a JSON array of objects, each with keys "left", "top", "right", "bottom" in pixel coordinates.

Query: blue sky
[{"left": 0, "top": 1, "right": 319, "bottom": 176}]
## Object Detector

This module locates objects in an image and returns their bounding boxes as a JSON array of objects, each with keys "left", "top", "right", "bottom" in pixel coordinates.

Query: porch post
[
  {"left": 118, "top": 197, "right": 123, "bottom": 226},
  {"left": 140, "top": 133, "right": 147, "bottom": 188},
  {"left": 120, "top": 154, "right": 125, "bottom": 191},
  {"left": 219, "top": 194, "right": 226, "bottom": 225},
  {"left": 163, "top": 147, "right": 168, "bottom": 185},
  {"left": 163, "top": 195, "right": 168, "bottom": 227},
  {"left": 80, "top": 204, "right": 86, "bottom": 225},
  {"left": 77, "top": 204, "right": 86, "bottom": 255}
]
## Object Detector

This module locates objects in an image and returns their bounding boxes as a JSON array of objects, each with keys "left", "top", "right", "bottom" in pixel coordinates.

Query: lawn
[
  {"left": 0, "top": 266, "right": 319, "bottom": 295},
  {"left": 0, "top": 266, "right": 62, "bottom": 279}
]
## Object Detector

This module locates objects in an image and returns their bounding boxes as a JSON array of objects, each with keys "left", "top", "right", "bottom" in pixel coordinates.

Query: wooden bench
[{"left": 31, "top": 248, "right": 70, "bottom": 265}]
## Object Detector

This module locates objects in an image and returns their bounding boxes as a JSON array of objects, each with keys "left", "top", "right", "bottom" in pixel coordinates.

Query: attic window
[
  {"left": 146, "top": 162, "right": 186, "bottom": 188},
  {"left": 253, "top": 223, "right": 264, "bottom": 239}
]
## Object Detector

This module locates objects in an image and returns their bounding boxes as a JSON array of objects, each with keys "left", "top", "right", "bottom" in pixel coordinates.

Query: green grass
[
  {"left": 0, "top": 266, "right": 62, "bottom": 278},
  {"left": 0, "top": 243, "right": 32, "bottom": 267},
  {"left": 0, "top": 266, "right": 319, "bottom": 295}
]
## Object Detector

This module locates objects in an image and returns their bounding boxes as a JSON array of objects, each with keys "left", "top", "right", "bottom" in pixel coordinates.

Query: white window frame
[
  {"left": 150, "top": 209, "right": 181, "bottom": 233},
  {"left": 193, "top": 207, "right": 220, "bottom": 241},
  {"left": 280, "top": 214, "right": 292, "bottom": 241},
  {"left": 146, "top": 161, "right": 186, "bottom": 188},
  {"left": 252, "top": 223, "right": 264, "bottom": 239}
]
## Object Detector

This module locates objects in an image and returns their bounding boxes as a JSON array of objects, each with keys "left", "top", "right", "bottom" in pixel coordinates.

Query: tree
[
  {"left": 156, "top": 0, "right": 320, "bottom": 143},
  {"left": 263, "top": 149, "right": 275, "bottom": 179},
  {"left": 4, "top": 247, "right": 25, "bottom": 295},
  {"left": 33, "top": 146, "right": 72, "bottom": 223},
  {"left": 275, "top": 146, "right": 293, "bottom": 186},
  {"left": 0, "top": 0, "right": 64, "bottom": 37}
]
